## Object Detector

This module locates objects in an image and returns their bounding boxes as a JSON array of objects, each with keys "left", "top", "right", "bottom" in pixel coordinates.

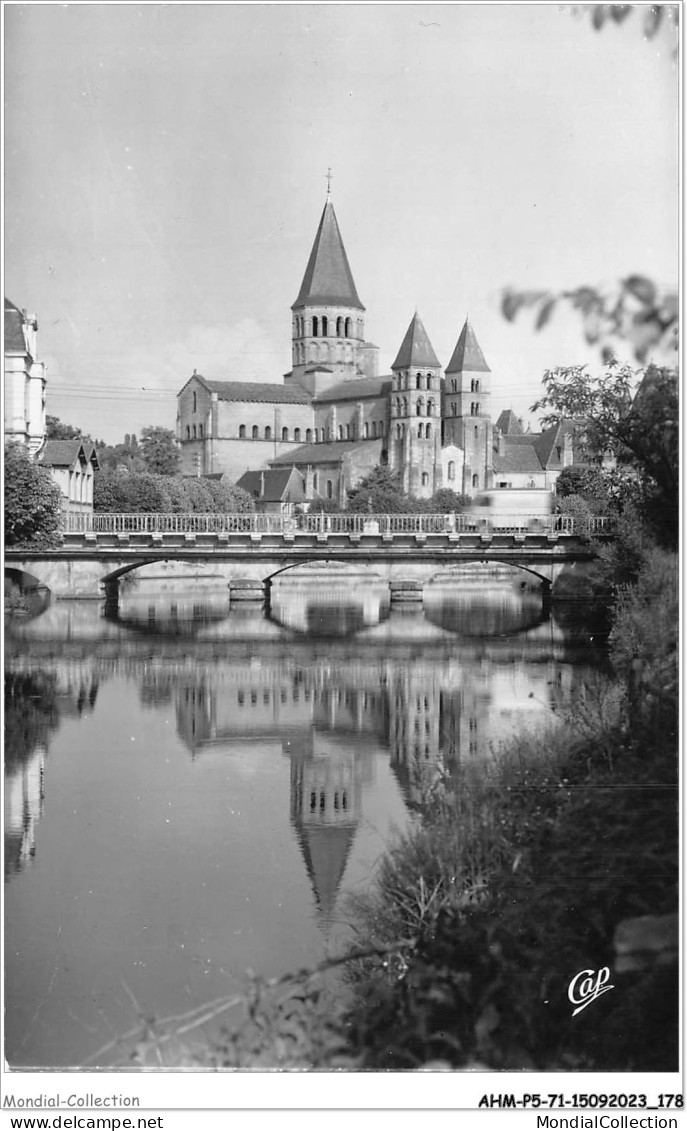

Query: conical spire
[
  {"left": 292, "top": 200, "right": 364, "bottom": 310},
  {"left": 445, "top": 318, "right": 491, "bottom": 375},
  {"left": 391, "top": 312, "right": 441, "bottom": 370}
]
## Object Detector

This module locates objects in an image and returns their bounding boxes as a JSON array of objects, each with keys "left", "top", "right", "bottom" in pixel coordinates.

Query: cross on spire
[{"left": 325, "top": 167, "right": 333, "bottom": 198}]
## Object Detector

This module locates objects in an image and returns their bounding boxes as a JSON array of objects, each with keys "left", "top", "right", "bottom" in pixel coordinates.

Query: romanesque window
[
  {"left": 265, "top": 426, "right": 271, "bottom": 440},
  {"left": 364, "top": 422, "right": 369, "bottom": 438},
  {"left": 312, "top": 316, "right": 319, "bottom": 337},
  {"left": 426, "top": 422, "right": 432, "bottom": 439},
  {"left": 427, "top": 375, "right": 433, "bottom": 390},
  {"left": 345, "top": 317, "right": 351, "bottom": 337},
  {"left": 338, "top": 425, "right": 343, "bottom": 440},
  {"left": 416, "top": 398, "right": 424, "bottom": 416},
  {"left": 396, "top": 424, "right": 402, "bottom": 439},
  {"left": 239, "top": 424, "right": 246, "bottom": 438},
  {"left": 372, "top": 421, "right": 377, "bottom": 438},
  {"left": 313, "top": 472, "right": 318, "bottom": 491},
  {"left": 199, "top": 424, "right": 204, "bottom": 438},
  {"left": 345, "top": 424, "right": 350, "bottom": 439},
  {"left": 252, "top": 425, "right": 258, "bottom": 439},
  {"left": 321, "top": 316, "right": 328, "bottom": 337},
  {"left": 193, "top": 424, "right": 197, "bottom": 438},
  {"left": 427, "top": 398, "right": 435, "bottom": 415},
  {"left": 448, "top": 460, "right": 455, "bottom": 480},
  {"left": 192, "top": 391, "right": 197, "bottom": 412},
  {"left": 336, "top": 316, "right": 343, "bottom": 336},
  {"left": 186, "top": 425, "right": 191, "bottom": 439},
  {"left": 314, "top": 428, "right": 319, "bottom": 443},
  {"left": 422, "top": 472, "right": 429, "bottom": 487},
  {"left": 306, "top": 428, "right": 312, "bottom": 443},
  {"left": 327, "top": 480, "right": 333, "bottom": 499},
  {"left": 416, "top": 374, "right": 422, "bottom": 390},
  {"left": 475, "top": 402, "right": 481, "bottom": 415},
  {"left": 472, "top": 473, "right": 479, "bottom": 488},
  {"left": 418, "top": 423, "right": 424, "bottom": 438},
  {"left": 471, "top": 379, "right": 481, "bottom": 393},
  {"left": 403, "top": 398, "right": 408, "bottom": 415},
  {"left": 294, "top": 428, "right": 301, "bottom": 442}
]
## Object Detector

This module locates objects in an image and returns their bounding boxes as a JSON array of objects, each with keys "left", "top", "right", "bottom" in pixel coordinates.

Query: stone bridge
[{"left": 6, "top": 523, "right": 603, "bottom": 601}]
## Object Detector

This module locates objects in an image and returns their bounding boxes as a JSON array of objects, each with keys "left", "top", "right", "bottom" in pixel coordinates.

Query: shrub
[{"left": 4, "top": 444, "right": 63, "bottom": 549}]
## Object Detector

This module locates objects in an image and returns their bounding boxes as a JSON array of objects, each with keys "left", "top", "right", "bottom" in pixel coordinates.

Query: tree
[
  {"left": 347, "top": 466, "right": 417, "bottom": 513},
  {"left": 532, "top": 362, "right": 678, "bottom": 546},
  {"left": 45, "top": 415, "right": 92, "bottom": 443},
  {"left": 4, "top": 444, "right": 63, "bottom": 548},
  {"left": 139, "top": 426, "right": 180, "bottom": 476}
]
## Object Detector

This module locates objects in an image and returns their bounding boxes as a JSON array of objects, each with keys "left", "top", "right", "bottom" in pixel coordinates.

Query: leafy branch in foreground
[{"left": 502, "top": 277, "right": 678, "bottom": 364}]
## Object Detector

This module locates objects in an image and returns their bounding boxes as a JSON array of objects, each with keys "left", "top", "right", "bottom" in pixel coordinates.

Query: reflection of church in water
[{"left": 172, "top": 652, "right": 580, "bottom": 923}]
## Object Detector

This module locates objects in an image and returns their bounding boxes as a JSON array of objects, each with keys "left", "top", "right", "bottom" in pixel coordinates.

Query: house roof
[
  {"left": 200, "top": 379, "right": 312, "bottom": 405},
  {"left": 4, "top": 298, "right": 29, "bottom": 355},
  {"left": 40, "top": 439, "right": 99, "bottom": 469},
  {"left": 391, "top": 312, "right": 441, "bottom": 370},
  {"left": 313, "top": 376, "right": 392, "bottom": 404},
  {"left": 236, "top": 467, "right": 305, "bottom": 502},
  {"left": 270, "top": 439, "right": 375, "bottom": 466},
  {"left": 292, "top": 200, "right": 364, "bottom": 311},
  {"left": 445, "top": 318, "right": 491, "bottom": 375},
  {"left": 495, "top": 409, "right": 524, "bottom": 435},
  {"left": 532, "top": 420, "right": 575, "bottom": 469},
  {"left": 493, "top": 440, "right": 543, "bottom": 475}
]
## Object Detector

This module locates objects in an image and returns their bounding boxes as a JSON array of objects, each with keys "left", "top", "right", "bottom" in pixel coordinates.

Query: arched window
[
  {"left": 448, "top": 460, "right": 455, "bottom": 481},
  {"left": 192, "top": 391, "right": 197, "bottom": 412},
  {"left": 427, "top": 375, "right": 433, "bottom": 390},
  {"left": 338, "top": 425, "right": 343, "bottom": 440},
  {"left": 426, "top": 422, "right": 432, "bottom": 439},
  {"left": 239, "top": 424, "right": 246, "bottom": 438},
  {"left": 186, "top": 425, "right": 190, "bottom": 439},
  {"left": 313, "top": 472, "right": 318, "bottom": 491},
  {"left": 427, "top": 398, "right": 435, "bottom": 415},
  {"left": 470, "top": 402, "right": 476, "bottom": 416},
  {"left": 327, "top": 480, "right": 333, "bottom": 499},
  {"left": 345, "top": 424, "right": 351, "bottom": 439},
  {"left": 314, "top": 428, "right": 319, "bottom": 443},
  {"left": 396, "top": 423, "right": 402, "bottom": 439},
  {"left": 312, "top": 316, "right": 319, "bottom": 337},
  {"left": 403, "top": 398, "right": 408, "bottom": 415},
  {"left": 305, "top": 428, "right": 312, "bottom": 443},
  {"left": 321, "top": 316, "right": 328, "bottom": 337},
  {"left": 264, "top": 426, "right": 271, "bottom": 440},
  {"left": 416, "top": 398, "right": 423, "bottom": 416},
  {"left": 421, "top": 472, "right": 429, "bottom": 487},
  {"left": 192, "top": 424, "right": 197, "bottom": 438},
  {"left": 472, "top": 473, "right": 479, "bottom": 488},
  {"left": 475, "top": 402, "right": 481, "bottom": 415},
  {"left": 294, "top": 428, "right": 301, "bottom": 442},
  {"left": 344, "top": 317, "right": 351, "bottom": 337},
  {"left": 282, "top": 427, "right": 289, "bottom": 441},
  {"left": 416, "top": 374, "right": 422, "bottom": 390},
  {"left": 372, "top": 420, "right": 377, "bottom": 438},
  {"left": 364, "top": 422, "right": 369, "bottom": 438},
  {"left": 452, "top": 403, "right": 457, "bottom": 416},
  {"left": 251, "top": 425, "right": 258, "bottom": 439},
  {"left": 336, "top": 316, "right": 343, "bottom": 336},
  {"left": 418, "top": 423, "right": 424, "bottom": 438},
  {"left": 199, "top": 424, "right": 204, "bottom": 438}
]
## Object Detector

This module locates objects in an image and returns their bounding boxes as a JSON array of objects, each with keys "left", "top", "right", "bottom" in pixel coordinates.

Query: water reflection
[
  {"left": 4, "top": 577, "right": 607, "bottom": 1068},
  {"left": 269, "top": 580, "right": 390, "bottom": 637},
  {"left": 424, "top": 584, "right": 549, "bottom": 638},
  {"left": 104, "top": 586, "right": 232, "bottom": 637}
]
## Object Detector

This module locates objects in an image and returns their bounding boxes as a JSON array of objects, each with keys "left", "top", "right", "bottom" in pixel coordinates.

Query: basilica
[{"left": 176, "top": 197, "right": 571, "bottom": 504}]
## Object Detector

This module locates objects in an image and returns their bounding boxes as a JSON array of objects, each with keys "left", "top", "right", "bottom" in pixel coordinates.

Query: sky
[{"left": 3, "top": 2, "right": 679, "bottom": 444}]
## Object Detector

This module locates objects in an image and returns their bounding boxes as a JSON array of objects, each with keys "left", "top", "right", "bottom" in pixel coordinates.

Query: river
[{"left": 4, "top": 566, "right": 606, "bottom": 1068}]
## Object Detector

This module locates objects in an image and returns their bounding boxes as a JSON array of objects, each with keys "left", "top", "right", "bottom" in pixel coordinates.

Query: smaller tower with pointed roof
[
  {"left": 443, "top": 318, "right": 494, "bottom": 494},
  {"left": 388, "top": 312, "right": 443, "bottom": 497},
  {"left": 288, "top": 199, "right": 378, "bottom": 395}
]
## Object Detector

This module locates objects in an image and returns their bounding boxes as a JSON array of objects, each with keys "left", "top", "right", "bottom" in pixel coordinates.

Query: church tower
[
  {"left": 288, "top": 197, "right": 377, "bottom": 395},
  {"left": 443, "top": 318, "right": 494, "bottom": 495},
  {"left": 388, "top": 313, "right": 442, "bottom": 498}
]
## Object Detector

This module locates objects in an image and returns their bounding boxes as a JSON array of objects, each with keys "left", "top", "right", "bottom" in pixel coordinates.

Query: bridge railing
[{"left": 60, "top": 512, "right": 616, "bottom": 536}]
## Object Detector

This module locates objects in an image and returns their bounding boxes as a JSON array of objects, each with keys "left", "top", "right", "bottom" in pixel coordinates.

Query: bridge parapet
[{"left": 61, "top": 512, "right": 616, "bottom": 538}]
